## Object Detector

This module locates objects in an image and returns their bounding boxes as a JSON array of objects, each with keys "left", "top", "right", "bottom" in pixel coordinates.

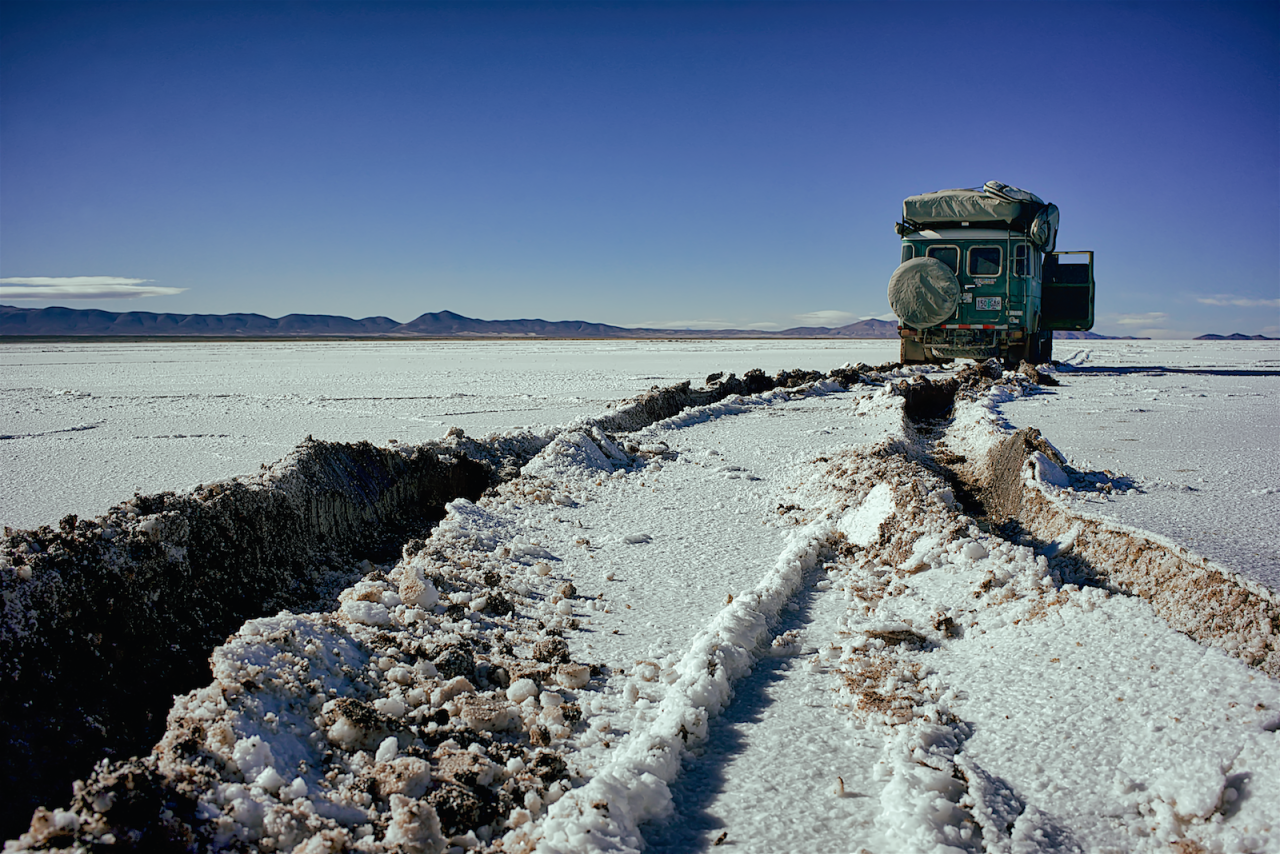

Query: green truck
[{"left": 887, "top": 181, "right": 1095, "bottom": 366}]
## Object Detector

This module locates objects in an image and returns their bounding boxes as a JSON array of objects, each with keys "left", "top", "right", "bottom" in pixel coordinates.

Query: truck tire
[
  {"left": 1039, "top": 331, "right": 1054, "bottom": 363},
  {"left": 1003, "top": 338, "right": 1036, "bottom": 368}
]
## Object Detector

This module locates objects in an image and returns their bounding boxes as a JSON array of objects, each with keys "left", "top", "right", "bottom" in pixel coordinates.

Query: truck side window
[
  {"left": 1014, "top": 244, "right": 1028, "bottom": 276},
  {"left": 901, "top": 244, "right": 915, "bottom": 263},
  {"left": 926, "top": 246, "right": 959, "bottom": 274},
  {"left": 968, "top": 246, "right": 1001, "bottom": 277}
]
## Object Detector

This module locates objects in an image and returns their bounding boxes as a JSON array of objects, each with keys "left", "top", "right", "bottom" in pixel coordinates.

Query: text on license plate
[{"left": 976, "top": 297, "right": 1002, "bottom": 311}]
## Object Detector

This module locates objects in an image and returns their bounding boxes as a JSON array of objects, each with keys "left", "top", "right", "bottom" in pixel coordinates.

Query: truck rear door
[{"left": 1041, "top": 250, "right": 1095, "bottom": 331}]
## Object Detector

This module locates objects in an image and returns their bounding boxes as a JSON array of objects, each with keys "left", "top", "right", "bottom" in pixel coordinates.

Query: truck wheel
[
  {"left": 900, "top": 338, "right": 928, "bottom": 364},
  {"left": 1003, "top": 339, "right": 1035, "bottom": 369}
]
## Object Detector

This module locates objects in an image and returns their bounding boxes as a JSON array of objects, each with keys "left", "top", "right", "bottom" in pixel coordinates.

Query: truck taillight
[
  {"left": 900, "top": 328, "right": 916, "bottom": 337},
  {"left": 1010, "top": 330, "right": 1024, "bottom": 340}
]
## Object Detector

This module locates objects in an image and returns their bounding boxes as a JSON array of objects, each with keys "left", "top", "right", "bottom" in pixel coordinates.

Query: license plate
[{"left": 976, "top": 297, "right": 1002, "bottom": 311}]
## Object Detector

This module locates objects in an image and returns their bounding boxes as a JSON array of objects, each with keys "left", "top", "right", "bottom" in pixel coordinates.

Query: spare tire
[{"left": 887, "top": 257, "right": 961, "bottom": 329}]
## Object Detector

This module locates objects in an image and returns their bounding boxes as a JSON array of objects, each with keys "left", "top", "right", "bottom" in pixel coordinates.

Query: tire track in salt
[{"left": 509, "top": 381, "right": 905, "bottom": 853}]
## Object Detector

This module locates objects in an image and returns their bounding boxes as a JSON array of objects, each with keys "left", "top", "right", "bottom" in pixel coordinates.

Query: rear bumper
[{"left": 899, "top": 325, "right": 1026, "bottom": 360}]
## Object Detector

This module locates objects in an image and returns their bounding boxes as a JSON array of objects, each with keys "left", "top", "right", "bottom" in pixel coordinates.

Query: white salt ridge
[
  {"left": 485, "top": 380, "right": 906, "bottom": 852},
  {"left": 823, "top": 402, "right": 1280, "bottom": 853}
]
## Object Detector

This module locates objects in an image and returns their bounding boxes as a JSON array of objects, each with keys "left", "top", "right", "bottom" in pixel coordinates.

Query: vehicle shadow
[{"left": 1058, "top": 366, "right": 1280, "bottom": 378}]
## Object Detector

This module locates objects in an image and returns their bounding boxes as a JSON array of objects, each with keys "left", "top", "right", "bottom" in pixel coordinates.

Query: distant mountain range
[
  {"left": 1193, "top": 332, "right": 1278, "bottom": 341},
  {"left": 1052, "top": 330, "right": 1150, "bottom": 340},
  {"left": 0, "top": 305, "right": 1269, "bottom": 341},
  {"left": 0, "top": 305, "right": 899, "bottom": 339}
]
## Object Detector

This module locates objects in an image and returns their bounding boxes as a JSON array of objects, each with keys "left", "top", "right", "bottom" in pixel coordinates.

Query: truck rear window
[
  {"left": 1014, "top": 244, "right": 1028, "bottom": 277},
  {"left": 968, "top": 246, "right": 1002, "bottom": 277},
  {"left": 901, "top": 244, "right": 915, "bottom": 263},
  {"left": 926, "top": 246, "right": 959, "bottom": 274}
]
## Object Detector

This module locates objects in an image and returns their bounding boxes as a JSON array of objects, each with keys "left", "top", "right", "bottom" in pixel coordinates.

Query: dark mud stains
[
  {"left": 896, "top": 359, "right": 1005, "bottom": 521},
  {"left": 0, "top": 438, "right": 490, "bottom": 840},
  {"left": 891, "top": 357, "right": 1049, "bottom": 422}
]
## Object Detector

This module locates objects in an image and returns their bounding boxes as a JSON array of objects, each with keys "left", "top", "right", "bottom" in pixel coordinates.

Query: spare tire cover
[{"left": 887, "top": 257, "right": 961, "bottom": 329}]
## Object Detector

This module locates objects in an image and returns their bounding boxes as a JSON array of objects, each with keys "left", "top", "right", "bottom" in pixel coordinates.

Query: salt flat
[
  {"left": 4, "top": 346, "right": 1279, "bottom": 854},
  {"left": 0, "top": 340, "right": 898, "bottom": 531},
  {"left": 3, "top": 338, "right": 1275, "bottom": 590}
]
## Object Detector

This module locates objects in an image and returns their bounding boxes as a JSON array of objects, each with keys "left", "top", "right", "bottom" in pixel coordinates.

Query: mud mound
[
  {"left": 0, "top": 439, "right": 490, "bottom": 837},
  {"left": 892, "top": 358, "right": 1022, "bottom": 420},
  {"left": 592, "top": 365, "right": 868, "bottom": 435},
  {"left": 943, "top": 391, "right": 1280, "bottom": 678},
  {"left": 898, "top": 367, "right": 1280, "bottom": 679}
]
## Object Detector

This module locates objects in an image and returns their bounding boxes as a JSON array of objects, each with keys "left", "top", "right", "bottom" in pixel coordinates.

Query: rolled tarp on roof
[
  {"left": 901, "top": 181, "right": 1057, "bottom": 249},
  {"left": 903, "top": 188, "right": 1022, "bottom": 223}
]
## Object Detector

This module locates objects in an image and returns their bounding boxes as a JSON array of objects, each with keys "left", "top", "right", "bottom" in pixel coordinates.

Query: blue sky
[{"left": 2, "top": 1, "right": 1277, "bottom": 337}]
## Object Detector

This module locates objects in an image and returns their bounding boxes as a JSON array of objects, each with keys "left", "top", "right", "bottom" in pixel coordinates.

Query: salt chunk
[
  {"left": 507, "top": 678, "right": 538, "bottom": 704},
  {"left": 231, "top": 736, "right": 275, "bottom": 780},
  {"left": 1030, "top": 450, "right": 1071, "bottom": 488},
  {"left": 634, "top": 662, "right": 660, "bottom": 682},
  {"left": 557, "top": 663, "right": 591, "bottom": 689},
  {"left": 433, "top": 676, "right": 475, "bottom": 705},
  {"left": 230, "top": 796, "right": 264, "bottom": 829},
  {"left": 961, "top": 541, "right": 989, "bottom": 560},
  {"left": 399, "top": 565, "right": 440, "bottom": 609},
  {"left": 383, "top": 793, "right": 446, "bottom": 851},
  {"left": 375, "top": 736, "right": 399, "bottom": 763},
  {"left": 283, "top": 777, "right": 308, "bottom": 801},
  {"left": 253, "top": 767, "right": 285, "bottom": 793},
  {"left": 341, "top": 600, "right": 391, "bottom": 627},
  {"left": 375, "top": 697, "right": 407, "bottom": 719}
]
